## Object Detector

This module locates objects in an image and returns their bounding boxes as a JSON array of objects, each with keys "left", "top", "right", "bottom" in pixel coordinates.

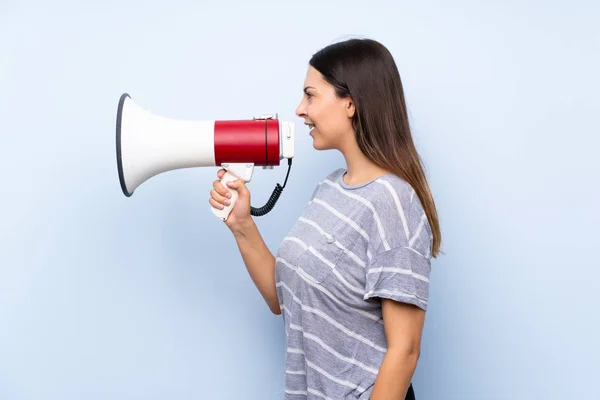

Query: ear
[{"left": 344, "top": 97, "right": 355, "bottom": 118}]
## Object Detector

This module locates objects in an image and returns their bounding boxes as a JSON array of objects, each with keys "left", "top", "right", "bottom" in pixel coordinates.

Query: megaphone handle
[
  {"left": 212, "top": 170, "right": 239, "bottom": 221},
  {"left": 211, "top": 163, "right": 254, "bottom": 222}
]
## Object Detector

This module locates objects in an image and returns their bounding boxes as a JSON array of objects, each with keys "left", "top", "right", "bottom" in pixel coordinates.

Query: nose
[{"left": 295, "top": 98, "right": 306, "bottom": 118}]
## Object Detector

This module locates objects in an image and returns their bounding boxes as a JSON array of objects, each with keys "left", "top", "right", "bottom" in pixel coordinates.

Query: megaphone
[{"left": 115, "top": 93, "right": 295, "bottom": 221}]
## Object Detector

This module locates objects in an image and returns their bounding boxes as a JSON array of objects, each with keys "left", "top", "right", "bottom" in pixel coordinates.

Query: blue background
[{"left": 1, "top": 1, "right": 598, "bottom": 399}]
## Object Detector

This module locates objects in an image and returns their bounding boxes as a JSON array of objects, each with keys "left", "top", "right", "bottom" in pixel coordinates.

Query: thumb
[{"left": 226, "top": 178, "right": 249, "bottom": 195}]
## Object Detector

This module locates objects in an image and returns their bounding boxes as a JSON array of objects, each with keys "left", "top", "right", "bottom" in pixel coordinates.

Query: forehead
[{"left": 303, "top": 66, "right": 326, "bottom": 87}]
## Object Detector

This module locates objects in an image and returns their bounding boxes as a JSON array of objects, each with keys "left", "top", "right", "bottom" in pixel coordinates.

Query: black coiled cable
[{"left": 251, "top": 158, "right": 292, "bottom": 216}]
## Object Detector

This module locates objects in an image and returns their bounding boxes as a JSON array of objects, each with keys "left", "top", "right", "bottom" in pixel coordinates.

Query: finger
[
  {"left": 226, "top": 179, "right": 247, "bottom": 194},
  {"left": 210, "top": 189, "right": 230, "bottom": 206},
  {"left": 213, "top": 179, "right": 231, "bottom": 198},
  {"left": 209, "top": 197, "right": 224, "bottom": 210},
  {"left": 217, "top": 168, "right": 226, "bottom": 179},
  {"left": 226, "top": 179, "right": 239, "bottom": 189}
]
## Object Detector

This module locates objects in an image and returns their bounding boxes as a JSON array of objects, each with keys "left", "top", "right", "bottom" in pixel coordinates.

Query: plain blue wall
[{"left": 1, "top": 1, "right": 598, "bottom": 399}]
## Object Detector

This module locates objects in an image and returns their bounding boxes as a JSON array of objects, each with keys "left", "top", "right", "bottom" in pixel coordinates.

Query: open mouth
[{"left": 306, "top": 123, "right": 315, "bottom": 131}]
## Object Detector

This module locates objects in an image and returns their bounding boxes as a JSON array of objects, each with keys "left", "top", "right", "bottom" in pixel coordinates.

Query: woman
[{"left": 209, "top": 38, "right": 442, "bottom": 400}]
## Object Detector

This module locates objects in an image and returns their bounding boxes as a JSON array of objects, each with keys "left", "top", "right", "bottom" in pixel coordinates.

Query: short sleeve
[{"left": 363, "top": 246, "right": 431, "bottom": 311}]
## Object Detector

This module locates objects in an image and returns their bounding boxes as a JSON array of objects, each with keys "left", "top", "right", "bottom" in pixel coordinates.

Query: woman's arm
[
  {"left": 370, "top": 299, "right": 425, "bottom": 399},
  {"left": 231, "top": 218, "right": 281, "bottom": 315},
  {"left": 209, "top": 171, "right": 281, "bottom": 315}
]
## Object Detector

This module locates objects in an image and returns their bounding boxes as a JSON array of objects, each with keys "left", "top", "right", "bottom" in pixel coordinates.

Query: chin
[
  {"left": 312, "top": 140, "right": 333, "bottom": 151},
  {"left": 310, "top": 130, "right": 334, "bottom": 151},
  {"left": 311, "top": 129, "right": 340, "bottom": 151},
  {"left": 310, "top": 135, "right": 323, "bottom": 150},
  {"left": 309, "top": 132, "right": 321, "bottom": 150}
]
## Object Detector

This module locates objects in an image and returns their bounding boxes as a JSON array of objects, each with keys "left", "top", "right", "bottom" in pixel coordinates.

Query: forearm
[
  {"left": 370, "top": 347, "right": 419, "bottom": 399},
  {"left": 232, "top": 219, "right": 280, "bottom": 314}
]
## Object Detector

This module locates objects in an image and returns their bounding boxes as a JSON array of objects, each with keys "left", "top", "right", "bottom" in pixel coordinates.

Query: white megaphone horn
[{"left": 115, "top": 93, "right": 295, "bottom": 221}]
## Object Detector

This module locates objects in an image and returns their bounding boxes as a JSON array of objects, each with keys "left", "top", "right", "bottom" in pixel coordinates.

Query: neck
[{"left": 340, "top": 142, "right": 391, "bottom": 186}]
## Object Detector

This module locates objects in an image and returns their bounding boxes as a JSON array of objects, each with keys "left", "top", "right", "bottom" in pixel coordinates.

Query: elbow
[
  {"left": 407, "top": 344, "right": 421, "bottom": 362},
  {"left": 268, "top": 291, "right": 282, "bottom": 315},
  {"left": 411, "top": 348, "right": 421, "bottom": 366},
  {"left": 269, "top": 303, "right": 282, "bottom": 315},
  {"left": 388, "top": 343, "right": 421, "bottom": 366}
]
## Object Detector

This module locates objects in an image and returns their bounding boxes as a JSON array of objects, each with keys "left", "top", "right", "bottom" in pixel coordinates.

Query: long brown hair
[{"left": 309, "top": 38, "right": 442, "bottom": 258}]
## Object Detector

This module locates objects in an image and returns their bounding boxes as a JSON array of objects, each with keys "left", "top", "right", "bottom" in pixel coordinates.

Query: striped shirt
[{"left": 274, "top": 167, "right": 432, "bottom": 399}]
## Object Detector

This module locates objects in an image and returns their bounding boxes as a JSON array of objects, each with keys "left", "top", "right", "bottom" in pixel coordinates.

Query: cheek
[
  {"left": 308, "top": 102, "right": 321, "bottom": 120},
  {"left": 317, "top": 105, "right": 346, "bottom": 135},
  {"left": 310, "top": 103, "right": 331, "bottom": 127}
]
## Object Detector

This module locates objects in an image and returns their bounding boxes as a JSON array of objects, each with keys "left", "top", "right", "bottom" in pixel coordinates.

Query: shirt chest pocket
[{"left": 290, "top": 232, "right": 346, "bottom": 284}]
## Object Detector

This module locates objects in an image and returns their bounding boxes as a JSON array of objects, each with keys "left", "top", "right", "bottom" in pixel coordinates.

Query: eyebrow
[{"left": 303, "top": 86, "right": 316, "bottom": 93}]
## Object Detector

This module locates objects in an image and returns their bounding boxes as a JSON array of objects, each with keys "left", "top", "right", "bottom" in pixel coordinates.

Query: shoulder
[
  {"left": 370, "top": 174, "right": 417, "bottom": 214},
  {"left": 320, "top": 167, "right": 345, "bottom": 185},
  {"left": 367, "top": 174, "right": 432, "bottom": 258},
  {"left": 308, "top": 167, "right": 345, "bottom": 200}
]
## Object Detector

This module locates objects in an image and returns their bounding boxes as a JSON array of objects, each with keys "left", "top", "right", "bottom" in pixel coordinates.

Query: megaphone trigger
[{"left": 115, "top": 93, "right": 296, "bottom": 220}]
